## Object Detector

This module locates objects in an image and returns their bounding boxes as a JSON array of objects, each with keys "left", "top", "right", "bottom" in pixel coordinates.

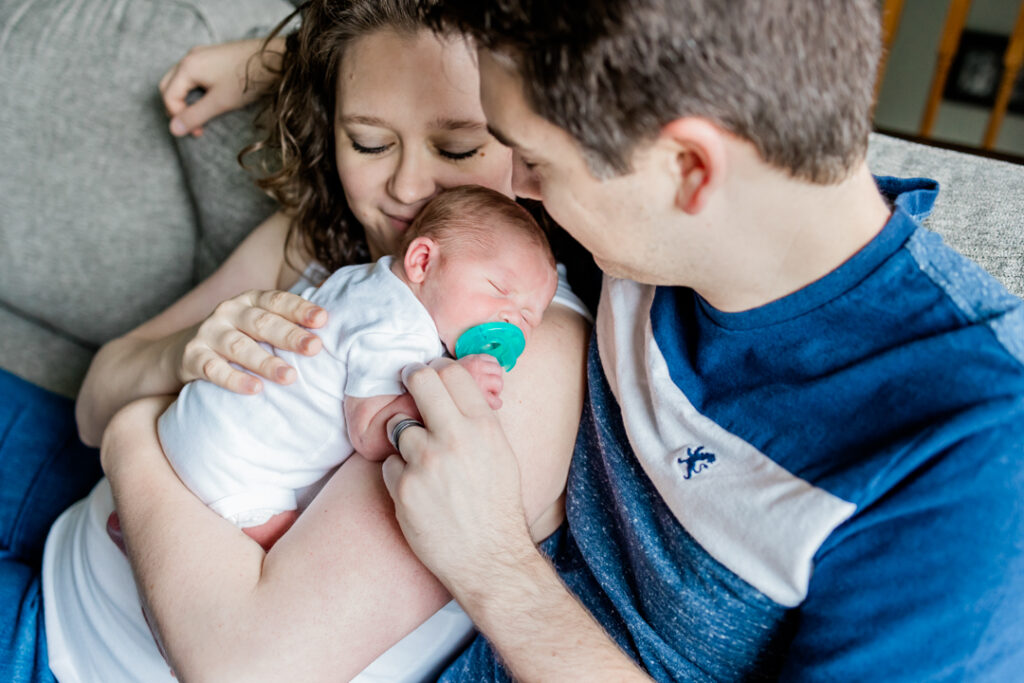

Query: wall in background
[{"left": 874, "top": 0, "right": 1024, "bottom": 157}]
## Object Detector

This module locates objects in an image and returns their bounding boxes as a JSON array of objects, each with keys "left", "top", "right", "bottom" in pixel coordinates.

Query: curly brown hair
[{"left": 241, "top": 0, "right": 428, "bottom": 276}]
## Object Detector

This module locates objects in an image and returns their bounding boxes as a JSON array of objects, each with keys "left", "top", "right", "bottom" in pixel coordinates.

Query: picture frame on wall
[
  {"left": 1011, "top": 63, "right": 1024, "bottom": 115},
  {"left": 944, "top": 30, "right": 1024, "bottom": 115}
]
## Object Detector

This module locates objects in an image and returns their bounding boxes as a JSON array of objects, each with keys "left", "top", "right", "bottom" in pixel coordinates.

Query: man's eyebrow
[{"left": 486, "top": 124, "right": 519, "bottom": 150}]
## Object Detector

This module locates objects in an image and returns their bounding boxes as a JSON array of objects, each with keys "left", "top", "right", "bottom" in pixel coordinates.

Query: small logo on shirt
[{"left": 678, "top": 445, "right": 716, "bottom": 479}]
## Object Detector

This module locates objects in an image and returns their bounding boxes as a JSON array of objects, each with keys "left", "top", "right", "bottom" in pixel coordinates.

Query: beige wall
[{"left": 874, "top": 0, "right": 1024, "bottom": 156}]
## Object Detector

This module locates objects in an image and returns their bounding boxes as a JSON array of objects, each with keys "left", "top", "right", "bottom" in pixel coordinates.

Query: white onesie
[{"left": 158, "top": 255, "right": 443, "bottom": 527}]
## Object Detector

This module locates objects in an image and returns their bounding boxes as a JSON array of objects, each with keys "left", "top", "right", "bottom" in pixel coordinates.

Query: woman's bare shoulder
[{"left": 498, "top": 304, "right": 591, "bottom": 533}]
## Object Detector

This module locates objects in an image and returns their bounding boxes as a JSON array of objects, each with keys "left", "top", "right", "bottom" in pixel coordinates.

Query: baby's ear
[{"left": 403, "top": 236, "right": 438, "bottom": 284}]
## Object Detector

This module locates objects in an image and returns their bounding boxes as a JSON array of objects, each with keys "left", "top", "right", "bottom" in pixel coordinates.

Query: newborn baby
[{"left": 157, "top": 185, "right": 558, "bottom": 549}]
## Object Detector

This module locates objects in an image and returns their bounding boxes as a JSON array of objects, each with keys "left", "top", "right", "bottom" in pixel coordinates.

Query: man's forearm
[{"left": 449, "top": 532, "right": 650, "bottom": 682}]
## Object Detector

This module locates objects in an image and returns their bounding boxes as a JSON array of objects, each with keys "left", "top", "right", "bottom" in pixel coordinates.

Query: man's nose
[{"left": 511, "top": 154, "right": 541, "bottom": 200}]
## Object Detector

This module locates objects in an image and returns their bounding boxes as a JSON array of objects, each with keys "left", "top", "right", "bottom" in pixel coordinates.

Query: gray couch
[
  {"left": 0, "top": 0, "right": 292, "bottom": 397},
  {"left": 1, "top": 0, "right": 1023, "bottom": 399}
]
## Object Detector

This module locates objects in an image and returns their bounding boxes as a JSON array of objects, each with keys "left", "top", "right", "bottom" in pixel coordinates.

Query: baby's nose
[
  {"left": 498, "top": 311, "right": 529, "bottom": 338},
  {"left": 499, "top": 309, "right": 521, "bottom": 325}
]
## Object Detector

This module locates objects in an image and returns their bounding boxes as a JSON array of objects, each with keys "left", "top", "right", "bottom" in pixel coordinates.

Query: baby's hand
[{"left": 456, "top": 354, "right": 504, "bottom": 410}]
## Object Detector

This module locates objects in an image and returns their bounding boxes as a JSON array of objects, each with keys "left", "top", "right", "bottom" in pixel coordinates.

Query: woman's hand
[
  {"left": 160, "top": 38, "right": 285, "bottom": 137},
  {"left": 181, "top": 289, "right": 327, "bottom": 394},
  {"left": 76, "top": 212, "right": 297, "bottom": 446}
]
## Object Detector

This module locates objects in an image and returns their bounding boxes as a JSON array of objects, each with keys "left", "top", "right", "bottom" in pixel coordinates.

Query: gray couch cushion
[
  {"left": 0, "top": 0, "right": 290, "bottom": 396},
  {"left": 0, "top": 304, "right": 95, "bottom": 397},
  {"left": 176, "top": 102, "right": 280, "bottom": 282},
  {"left": 867, "top": 133, "right": 1024, "bottom": 298}
]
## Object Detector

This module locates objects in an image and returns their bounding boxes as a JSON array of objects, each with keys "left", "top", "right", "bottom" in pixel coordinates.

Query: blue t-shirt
[{"left": 441, "top": 177, "right": 1024, "bottom": 681}]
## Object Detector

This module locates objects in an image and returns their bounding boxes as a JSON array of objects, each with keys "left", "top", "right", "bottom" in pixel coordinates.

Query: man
[{"left": 383, "top": 0, "right": 1024, "bottom": 679}]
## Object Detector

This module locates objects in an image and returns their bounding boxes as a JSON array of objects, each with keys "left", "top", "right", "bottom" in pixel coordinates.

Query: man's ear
[
  {"left": 403, "top": 236, "right": 438, "bottom": 284},
  {"left": 660, "top": 118, "right": 727, "bottom": 215}
]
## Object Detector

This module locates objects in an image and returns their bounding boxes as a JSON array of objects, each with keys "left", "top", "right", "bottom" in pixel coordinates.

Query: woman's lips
[{"left": 384, "top": 213, "right": 414, "bottom": 231}]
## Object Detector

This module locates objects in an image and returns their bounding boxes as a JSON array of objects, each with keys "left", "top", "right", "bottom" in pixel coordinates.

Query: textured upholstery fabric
[
  {"left": 0, "top": 0, "right": 290, "bottom": 396},
  {"left": 867, "top": 133, "right": 1024, "bottom": 298}
]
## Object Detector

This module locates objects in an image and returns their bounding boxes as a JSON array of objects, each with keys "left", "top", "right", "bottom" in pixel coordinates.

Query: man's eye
[
  {"left": 517, "top": 155, "right": 538, "bottom": 170},
  {"left": 439, "top": 147, "right": 479, "bottom": 161},
  {"left": 351, "top": 140, "right": 390, "bottom": 155}
]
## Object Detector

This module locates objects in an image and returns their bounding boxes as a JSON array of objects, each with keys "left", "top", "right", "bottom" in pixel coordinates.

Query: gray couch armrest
[{"left": 867, "top": 133, "right": 1024, "bottom": 298}]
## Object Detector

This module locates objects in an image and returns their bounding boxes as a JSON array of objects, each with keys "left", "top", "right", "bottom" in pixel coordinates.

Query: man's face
[{"left": 477, "top": 50, "right": 684, "bottom": 285}]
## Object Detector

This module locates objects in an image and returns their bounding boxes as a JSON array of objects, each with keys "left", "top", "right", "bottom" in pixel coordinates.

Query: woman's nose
[{"left": 388, "top": 150, "right": 438, "bottom": 205}]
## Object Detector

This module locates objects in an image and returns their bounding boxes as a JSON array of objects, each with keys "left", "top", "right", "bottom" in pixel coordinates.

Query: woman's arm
[
  {"left": 76, "top": 211, "right": 323, "bottom": 446},
  {"left": 161, "top": 37, "right": 287, "bottom": 138},
  {"left": 103, "top": 304, "right": 589, "bottom": 682}
]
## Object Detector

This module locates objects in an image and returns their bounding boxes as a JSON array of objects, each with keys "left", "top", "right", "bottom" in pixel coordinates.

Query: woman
[{"left": 5, "top": 1, "right": 590, "bottom": 680}]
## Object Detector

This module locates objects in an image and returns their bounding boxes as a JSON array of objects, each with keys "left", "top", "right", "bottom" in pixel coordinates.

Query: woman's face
[{"left": 335, "top": 29, "right": 514, "bottom": 261}]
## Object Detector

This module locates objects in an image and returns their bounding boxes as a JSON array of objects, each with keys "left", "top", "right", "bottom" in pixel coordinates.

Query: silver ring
[{"left": 390, "top": 418, "right": 425, "bottom": 454}]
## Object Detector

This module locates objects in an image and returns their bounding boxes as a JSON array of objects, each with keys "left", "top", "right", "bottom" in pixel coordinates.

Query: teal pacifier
[{"left": 454, "top": 322, "right": 526, "bottom": 372}]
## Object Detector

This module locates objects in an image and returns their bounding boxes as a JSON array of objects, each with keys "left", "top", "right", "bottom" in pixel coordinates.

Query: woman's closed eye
[
  {"left": 351, "top": 139, "right": 391, "bottom": 155},
  {"left": 438, "top": 147, "right": 480, "bottom": 161},
  {"left": 351, "top": 138, "right": 479, "bottom": 161}
]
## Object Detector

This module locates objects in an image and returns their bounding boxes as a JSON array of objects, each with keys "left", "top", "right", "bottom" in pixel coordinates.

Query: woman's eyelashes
[
  {"left": 350, "top": 139, "right": 390, "bottom": 155},
  {"left": 438, "top": 147, "right": 479, "bottom": 161},
  {"left": 348, "top": 137, "right": 480, "bottom": 161}
]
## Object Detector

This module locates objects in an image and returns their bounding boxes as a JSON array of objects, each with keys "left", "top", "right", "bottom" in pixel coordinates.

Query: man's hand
[
  {"left": 455, "top": 353, "right": 504, "bottom": 410},
  {"left": 380, "top": 358, "right": 651, "bottom": 681},
  {"left": 381, "top": 359, "right": 532, "bottom": 593}
]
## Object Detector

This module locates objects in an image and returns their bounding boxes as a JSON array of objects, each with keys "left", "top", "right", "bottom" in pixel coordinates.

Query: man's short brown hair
[{"left": 430, "top": 0, "right": 882, "bottom": 184}]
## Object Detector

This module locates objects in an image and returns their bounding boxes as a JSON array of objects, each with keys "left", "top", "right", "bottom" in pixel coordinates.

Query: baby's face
[{"left": 420, "top": 237, "right": 558, "bottom": 356}]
